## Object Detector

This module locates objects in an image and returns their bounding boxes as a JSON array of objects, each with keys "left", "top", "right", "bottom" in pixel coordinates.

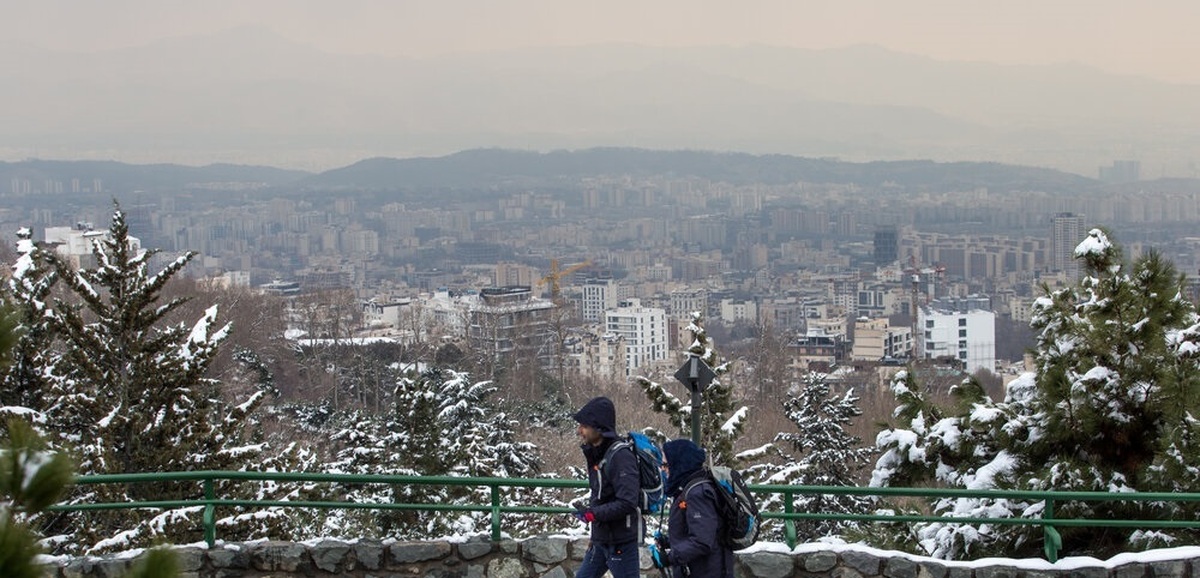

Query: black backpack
[{"left": 683, "top": 465, "right": 761, "bottom": 550}]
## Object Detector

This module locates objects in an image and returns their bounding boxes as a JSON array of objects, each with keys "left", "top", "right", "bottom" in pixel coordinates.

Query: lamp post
[{"left": 673, "top": 354, "right": 716, "bottom": 445}]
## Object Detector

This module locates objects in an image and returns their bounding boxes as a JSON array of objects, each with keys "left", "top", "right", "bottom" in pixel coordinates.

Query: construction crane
[
  {"left": 535, "top": 258, "right": 592, "bottom": 300},
  {"left": 911, "top": 272, "right": 924, "bottom": 361},
  {"left": 904, "top": 256, "right": 946, "bottom": 361}
]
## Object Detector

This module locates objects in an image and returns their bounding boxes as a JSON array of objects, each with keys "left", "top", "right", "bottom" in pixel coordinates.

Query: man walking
[{"left": 572, "top": 396, "right": 641, "bottom": 578}]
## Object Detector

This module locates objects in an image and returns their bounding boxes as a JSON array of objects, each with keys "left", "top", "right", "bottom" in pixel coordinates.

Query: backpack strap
[
  {"left": 679, "top": 470, "right": 714, "bottom": 500},
  {"left": 597, "top": 436, "right": 633, "bottom": 494}
]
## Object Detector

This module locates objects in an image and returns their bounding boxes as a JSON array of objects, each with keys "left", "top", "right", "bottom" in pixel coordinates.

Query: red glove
[{"left": 574, "top": 509, "right": 595, "bottom": 523}]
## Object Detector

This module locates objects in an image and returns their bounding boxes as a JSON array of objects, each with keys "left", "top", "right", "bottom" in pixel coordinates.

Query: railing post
[
  {"left": 203, "top": 477, "right": 216, "bottom": 547},
  {"left": 1042, "top": 498, "right": 1060, "bottom": 563},
  {"left": 784, "top": 490, "right": 797, "bottom": 549},
  {"left": 490, "top": 483, "right": 502, "bottom": 541}
]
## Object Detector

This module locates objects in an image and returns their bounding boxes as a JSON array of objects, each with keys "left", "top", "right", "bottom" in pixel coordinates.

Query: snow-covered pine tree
[
  {"left": 1, "top": 205, "right": 294, "bottom": 553},
  {"left": 750, "top": 372, "right": 876, "bottom": 542},
  {"left": 870, "top": 369, "right": 1037, "bottom": 558},
  {"left": 322, "top": 367, "right": 544, "bottom": 540},
  {"left": 1026, "top": 230, "right": 1200, "bottom": 552},
  {"left": 637, "top": 312, "right": 748, "bottom": 466},
  {"left": 868, "top": 228, "right": 1200, "bottom": 560},
  {"left": 0, "top": 418, "right": 177, "bottom": 578},
  {"left": 1, "top": 228, "right": 58, "bottom": 426}
]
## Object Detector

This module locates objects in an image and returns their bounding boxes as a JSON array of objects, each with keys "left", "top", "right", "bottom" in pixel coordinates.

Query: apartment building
[
  {"left": 465, "top": 286, "right": 557, "bottom": 364},
  {"left": 582, "top": 278, "right": 622, "bottom": 323},
  {"left": 564, "top": 331, "right": 628, "bottom": 386},
  {"left": 920, "top": 296, "right": 996, "bottom": 374},
  {"left": 851, "top": 317, "right": 914, "bottom": 361},
  {"left": 604, "top": 298, "right": 669, "bottom": 377}
]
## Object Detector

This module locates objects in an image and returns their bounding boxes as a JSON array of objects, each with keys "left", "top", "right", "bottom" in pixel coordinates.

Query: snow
[
  {"left": 1074, "top": 229, "right": 1112, "bottom": 258},
  {"left": 735, "top": 541, "right": 1200, "bottom": 570},
  {"left": 19, "top": 449, "right": 53, "bottom": 490},
  {"left": 721, "top": 406, "right": 748, "bottom": 434}
]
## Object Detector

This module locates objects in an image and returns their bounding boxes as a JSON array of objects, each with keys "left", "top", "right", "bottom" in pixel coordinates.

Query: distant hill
[
  {"left": 0, "top": 160, "right": 310, "bottom": 193},
  {"left": 302, "top": 148, "right": 1102, "bottom": 194},
  {"left": 8, "top": 149, "right": 1195, "bottom": 197}
]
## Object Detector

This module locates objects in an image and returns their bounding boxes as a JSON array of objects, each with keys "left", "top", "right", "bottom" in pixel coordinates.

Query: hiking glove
[{"left": 573, "top": 509, "right": 595, "bottom": 523}]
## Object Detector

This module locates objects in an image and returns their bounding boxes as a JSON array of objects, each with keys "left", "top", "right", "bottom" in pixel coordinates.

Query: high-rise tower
[{"left": 1051, "top": 213, "right": 1085, "bottom": 278}]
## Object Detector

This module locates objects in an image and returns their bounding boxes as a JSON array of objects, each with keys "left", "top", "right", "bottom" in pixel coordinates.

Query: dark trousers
[{"left": 575, "top": 540, "right": 640, "bottom": 578}]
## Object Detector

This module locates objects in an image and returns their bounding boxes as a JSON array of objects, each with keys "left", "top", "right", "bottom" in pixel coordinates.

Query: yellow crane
[{"left": 535, "top": 258, "right": 592, "bottom": 300}]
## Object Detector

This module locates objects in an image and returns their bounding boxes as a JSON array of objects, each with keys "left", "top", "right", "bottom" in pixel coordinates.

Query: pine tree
[
  {"left": 1, "top": 205, "right": 287, "bottom": 553},
  {"left": 1, "top": 228, "right": 58, "bottom": 423},
  {"left": 637, "top": 312, "right": 748, "bottom": 466},
  {"left": 321, "top": 367, "right": 545, "bottom": 539},
  {"left": 751, "top": 372, "right": 876, "bottom": 541},
  {"left": 868, "top": 228, "right": 1200, "bottom": 559},
  {"left": 0, "top": 305, "right": 176, "bottom": 578}
]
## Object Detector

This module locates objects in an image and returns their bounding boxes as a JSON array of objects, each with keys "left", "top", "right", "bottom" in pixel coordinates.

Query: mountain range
[
  {"left": 2, "top": 26, "right": 1198, "bottom": 177},
  {"left": 7, "top": 148, "right": 1194, "bottom": 197}
]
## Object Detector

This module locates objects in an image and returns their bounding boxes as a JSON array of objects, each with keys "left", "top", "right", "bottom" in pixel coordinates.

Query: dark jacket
[
  {"left": 576, "top": 397, "right": 641, "bottom": 545},
  {"left": 663, "top": 439, "right": 734, "bottom": 578}
]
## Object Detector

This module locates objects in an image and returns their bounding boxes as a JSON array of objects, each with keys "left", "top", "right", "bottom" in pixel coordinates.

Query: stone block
[
  {"left": 388, "top": 540, "right": 452, "bottom": 565},
  {"left": 976, "top": 566, "right": 1020, "bottom": 578},
  {"left": 310, "top": 539, "right": 352, "bottom": 572},
  {"left": 458, "top": 538, "right": 494, "bottom": 560},
  {"left": 741, "top": 551, "right": 796, "bottom": 578},
  {"left": 885, "top": 557, "right": 920, "bottom": 578},
  {"left": 834, "top": 567, "right": 868, "bottom": 578},
  {"left": 487, "top": 557, "right": 527, "bottom": 578},
  {"left": 249, "top": 541, "right": 309, "bottom": 572},
  {"left": 1114, "top": 564, "right": 1148, "bottom": 578},
  {"left": 948, "top": 566, "right": 974, "bottom": 578},
  {"left": 353, "top": 539, "right": 385, "bottom": 570},
  {"left": 1152, "top": 560, "right": 1190, "bottom": 578},
  {"left": 843, "top": 551, "right": 883, "bottom": 575},
  {"left": 1064, "top": 567, "right": 1111, "bottom": 578},
  {"left": 172, "top": 547, "right": 206, "bottom": 573},
  {"left": 207, "top": 547, "right": 249, "bottom": 569},
  {"left": 523, "top": 537, "right": 569, "bottom": 565},
  {"left": 918, "top": 560, "right": 949, "bottom": 578}
]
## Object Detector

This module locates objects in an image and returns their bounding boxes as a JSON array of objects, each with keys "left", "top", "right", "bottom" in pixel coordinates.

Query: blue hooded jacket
[
  {"left": 574, "top": 397, "right": 641, "bottom": 545},
  {"left": 662, "top": 438, "right": 734, "bottom": 578}
]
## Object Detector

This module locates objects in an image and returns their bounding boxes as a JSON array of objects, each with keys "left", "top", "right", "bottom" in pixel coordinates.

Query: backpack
[
  {"left": 601, "top": 431, "right": 667, "bottom": 513},
  {"left": 684, "top": 465, "right": 761, "bottom": 550}
]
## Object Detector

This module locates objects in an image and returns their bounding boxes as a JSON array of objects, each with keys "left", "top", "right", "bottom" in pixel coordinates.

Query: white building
[
  {"left": 719, "top": 298, "right": 757, "bottom": 324},
  {"left": 45, "top": 223, "right": 138, "bottom": 269},
  {"left": 604, "top": 298, "right": 669, "bottom": 377},
  {"left": 851, "top": 317, "right": 913, "bottom": 361},
  {"left": 920, "top": 295, "right": 996, "bottom": 375},
  {"left": 582, "top": 278, "right": 623, "bottom": 323},
  {"left": 362, "top": 297, "right": 412, "bottom": 330}
]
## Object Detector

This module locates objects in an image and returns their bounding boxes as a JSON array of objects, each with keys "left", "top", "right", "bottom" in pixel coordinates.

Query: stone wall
[{"left": 41, "top": 536, "right": 1200, "bottom": 578}]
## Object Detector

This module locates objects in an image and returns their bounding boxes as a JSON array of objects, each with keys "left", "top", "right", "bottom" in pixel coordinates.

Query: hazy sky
[{"left": 7, "top": 0, "right": 1200, "bottom": 85}]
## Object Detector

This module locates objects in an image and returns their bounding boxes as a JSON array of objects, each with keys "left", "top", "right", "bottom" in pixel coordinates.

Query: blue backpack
[{"left": 601, "top": 431, "right": 667, "bottom": 513}]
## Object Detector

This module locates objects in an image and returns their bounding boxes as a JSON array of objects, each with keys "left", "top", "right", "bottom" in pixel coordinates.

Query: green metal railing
[{"left": 47, "top": 471, "right": 1200, "bottom": 562}]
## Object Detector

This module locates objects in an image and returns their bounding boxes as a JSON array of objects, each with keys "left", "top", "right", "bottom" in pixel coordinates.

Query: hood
[
  {"left": 663, "top": 438, "right": 707, "bottom": 496},
  {"left": 573, "top": 396, "right": 617, "bottom": 438}
]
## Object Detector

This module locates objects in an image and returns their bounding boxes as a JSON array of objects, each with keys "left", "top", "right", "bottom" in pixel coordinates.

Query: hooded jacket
[
  {"left": 575, "top": 397, "right": 641, "bottom": 545},
  {"left": 662, "top": 439, "right": 734, "bottom": 578}
]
